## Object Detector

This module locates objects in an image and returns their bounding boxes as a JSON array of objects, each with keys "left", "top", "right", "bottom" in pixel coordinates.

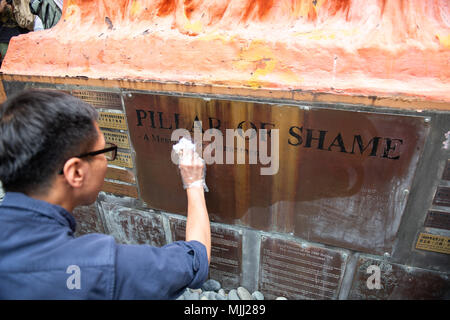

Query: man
[{"left": 0, "top": 89, "right": 211, "bottom": 299}]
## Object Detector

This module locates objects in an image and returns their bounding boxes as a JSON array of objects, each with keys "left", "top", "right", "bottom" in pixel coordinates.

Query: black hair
[{"left": 0, "top": 89, "right": 99, "bottom": 194}]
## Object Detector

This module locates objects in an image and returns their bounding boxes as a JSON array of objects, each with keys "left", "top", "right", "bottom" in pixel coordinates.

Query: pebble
[
  {"left": 237, "top": 287, "right": 253, "bottom": 300},
  {"left": 252, "top": 291, "right": 264, "bottom": 300},
  {"left": 179, "top": 279, "right": 288, "bottom": 300},
  {"left": 202, "top": 279, "right": 221, "bottom": 292},
  {"left": 228, "top": 289, "right": 240, "bottom": 300}
]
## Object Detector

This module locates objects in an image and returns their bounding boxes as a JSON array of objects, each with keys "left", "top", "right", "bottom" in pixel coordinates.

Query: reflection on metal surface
[
  {"left": 416, "top": 233, "right": 450, "bottom": 255},
  {"left": 349, "top": 256, "right": 450, "bottom": 299},
  {"left": 170, "top": 217, "right": 243, "bottom": 288},
  {"left": 124, "top": 93, "right": 429, "bottom": 254},
  {"left": 105, "top": 167, "right": 135, "bottom": 184},
  {"left": 102, "top": 181, "right": 138, "bottom": 198},
  {"left": 259, "top": 236, "right": 346, "bottom": 300}
]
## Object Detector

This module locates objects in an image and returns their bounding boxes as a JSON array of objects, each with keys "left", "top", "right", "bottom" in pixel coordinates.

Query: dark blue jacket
[{"left": 0, "top": 192, "right": 208, "bottom": 299}]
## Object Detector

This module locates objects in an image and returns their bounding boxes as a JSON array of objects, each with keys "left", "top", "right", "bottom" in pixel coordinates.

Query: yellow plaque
[
  {"left": 98, "top": 112, "right": 127, "bottom": 130},
  {"left": 103, "top": 131, "right": 130, "bottom": 149},
  {"left": 416, "top": 233, "right": 450, "bottom": 255},
  {"left": 110, "top": 152, "right": 133, "bottom": 168}
]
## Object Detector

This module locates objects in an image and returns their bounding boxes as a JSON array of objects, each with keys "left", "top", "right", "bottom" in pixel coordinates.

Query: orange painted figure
[{"left": 1, "top": 0, "right": 449, "bottom": 102}]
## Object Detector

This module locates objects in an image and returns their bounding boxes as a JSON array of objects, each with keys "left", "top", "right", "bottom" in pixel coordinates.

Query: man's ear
[{"left": 62, "top": 158, "right": 87, "bottom": 188}]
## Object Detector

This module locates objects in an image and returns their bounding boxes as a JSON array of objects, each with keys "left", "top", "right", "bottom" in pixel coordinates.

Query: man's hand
[
  {"left": 174, "top": 139, "right": 211, "bottom": 263},
  {"left": 179, "top": 148, "right": 206, "bottom": 190}
]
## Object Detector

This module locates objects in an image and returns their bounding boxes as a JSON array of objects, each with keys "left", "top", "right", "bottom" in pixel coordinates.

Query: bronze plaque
[
  {"left": 103, "top": 131, "right": 131, "bottom": 149},
  {"left": 169, "top": 217, "right": 243, "bottom": 288},
  {"left": 433, "top": 187, "right": 450, "bottom": 207},
  {"left": 124, "top": 93, "right": 429, "bottom": 254},
  {"left": 71, "top": 90, "right": 122, "bottom": 110},
  {"left": 110, "top": 151, "right": 133, "bottom": 168},
  {"left": 442, "top": 160, "right": 450, "bottom": 181},
  {"left": 424, "top": 210, "right": 450, "bottom": 230},
  {"left": 102, "top": 181, "right": 138, "bottom": 198},
  {"left": 348, "top": 256, "right": 450, "bottom": 299},
  {"left": 259, "top": 236, "right": 347, "bottom": 300},
  {"left": 100, "top": 203, "right": 166, "bottom": 246},
  {"left": 72, "top": 204, "right": 106, "bottom": 236},
  {"left": 105, "top": 167, "right": 136, "bottom": 184},
  {"left": 98, "top": 112, "right": 128, "bottom": 130},
  {"left": 415, "top": 233, "right": 450, "bottom": 255}
]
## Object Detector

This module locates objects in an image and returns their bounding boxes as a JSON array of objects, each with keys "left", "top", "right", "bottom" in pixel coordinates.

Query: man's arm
[
  {"left": 185, "top": 186, "right": 210, "bottom": 263},
  {"left": 178, "top": 150, "right": 211, "bottom": 263}
]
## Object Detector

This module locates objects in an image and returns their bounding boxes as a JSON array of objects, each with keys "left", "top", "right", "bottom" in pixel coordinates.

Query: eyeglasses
[
  {"left": 77, "top": 142, "right": 117, "bottom": 161},
  {"left": 59, "top": 142, "right": 117, "bottom": 174}
]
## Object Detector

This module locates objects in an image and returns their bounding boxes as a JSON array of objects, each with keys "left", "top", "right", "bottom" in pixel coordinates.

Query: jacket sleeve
[{"left": 113, "top": 240, "right": 209, "bottom": 300}]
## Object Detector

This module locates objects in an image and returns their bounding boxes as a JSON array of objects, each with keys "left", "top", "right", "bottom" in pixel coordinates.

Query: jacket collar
[{"left": 1, "top": 192, "right": 77, "bottom": 232}]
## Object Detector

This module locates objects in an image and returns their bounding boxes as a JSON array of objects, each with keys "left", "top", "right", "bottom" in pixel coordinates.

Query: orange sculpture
[{"left": 1, "top": 0, "right": 449, "bottom": 102}]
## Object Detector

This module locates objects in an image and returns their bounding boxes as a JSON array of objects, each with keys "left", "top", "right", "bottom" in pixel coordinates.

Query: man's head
[{"left": 0, "top": 89, "right": 105, "bottom": 204}]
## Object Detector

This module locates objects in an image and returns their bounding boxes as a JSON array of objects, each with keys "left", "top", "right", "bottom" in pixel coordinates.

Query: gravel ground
[{"left": 177, "top": 279, "right": 288, "bottom": 300}]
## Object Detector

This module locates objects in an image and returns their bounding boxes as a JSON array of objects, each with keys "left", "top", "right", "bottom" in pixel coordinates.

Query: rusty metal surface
[
  {"left": 433, "top": 187, "right": 450, "bottom": 207},
  {"left": 124, "top": 93, "right": 429, "bottom": 254},
  {"left": 71, "top": 90, "right": 122, "bottom": 110},
  {"left": 424, "top": 210, "right": 450, "bottom": 230},
  {"left": 258, "top": 236, "right": 347, "bottom": 300},
  {"left": 101, "top": 181, "right": 138, "bottom": 198},
  {"left": 348, "top": 255, "right": 450, "bottom": 299},
  {"left": 100, "top": 203, "right": 166, "bottom": 246},
  {"left": 72, "top": 204, "right": 106, "bottom": 236},
  {"left": 105, "top": 167, "right": 136, "bottom": 184},
  {"left": 170, "top": 217, "right": 243, "bottom": 289}
]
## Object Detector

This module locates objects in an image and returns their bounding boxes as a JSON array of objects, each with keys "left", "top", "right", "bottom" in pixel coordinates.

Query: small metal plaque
[
  {"left": 110, "top": 151, "right": 133, "bottom": 168},
  {"left": 71, "top": 90, "right": 122, "bottom": 110},
  {"left": 433, "top": 187, "right": 450, "bottom": 207},
  {"left": 98, "top": 112, "right": 128, "bottom": 130},
  {"left": 424, "top": 210, "right": 450, "bottom": 230},
  {"left": 348, "top": 256, "right": 450, "bottom": 299},
  {"left": 416, "top": 233, "right": 450, "bottom": 255},
  {"left": 169, "top": 217, "right": 243, "bottom": 289},
  {"left": 103, "top": 130, "right": 131, "bottom": 149},
  {"left": 71, "top": 204, "right": 106, "bottom": 236},
  {"left": 102, "top": 181, "right": 138, "bottom": 198},
  {"left": 100, "top": 203, "right": 165, "bottom": 246},
  {"left": 442, "top": 160, "right": 450, "bottom": 181},
  {"left": 105, "top": 167, "right": 136, "bottom": 184},
  {"left": 259, "top": 236, "right": 347, "bottom": 300}
]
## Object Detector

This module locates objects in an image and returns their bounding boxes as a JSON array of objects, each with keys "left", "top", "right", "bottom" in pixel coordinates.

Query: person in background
[
  {"left": 30, "top": 0, "right": 62, "bottom": 30},
  {"left": 0, "top": 0, "right": 34, "bottom": 66}
]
